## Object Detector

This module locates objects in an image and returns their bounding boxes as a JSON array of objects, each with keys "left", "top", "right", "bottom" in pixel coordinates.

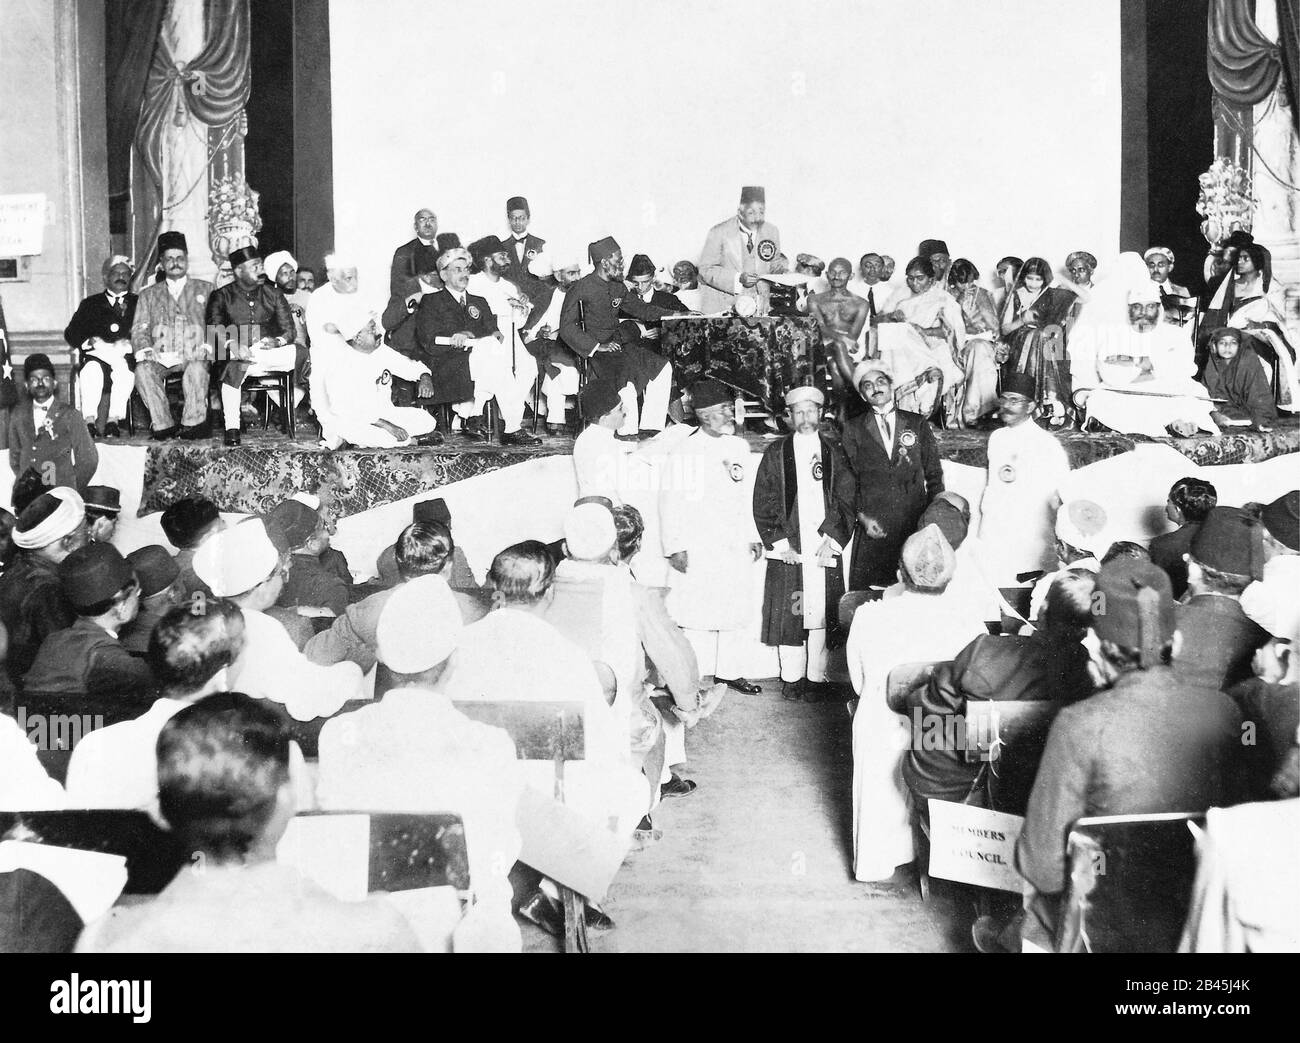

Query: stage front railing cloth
[{"left": 662, "top": 314, "right": 823, "bottom": 413}]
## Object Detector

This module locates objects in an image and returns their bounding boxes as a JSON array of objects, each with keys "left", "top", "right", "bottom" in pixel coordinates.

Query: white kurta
[
  {"left": 659, "top": 429, "right": 760, "bottom": 632},
  {"left": 846, "top": 585, "right": 987, "bottom": 882},
  {"left": 230, "top": 608, "right": 364, "bottom": 721},
  {"left": 979, "top": 421, "right": 1071, "bottom": 580},
  {"left": 791, "top": 431, "right": 827, "bottom": 628},
  {"left": 314, "top": 343, "right": 436, "bottom": 449},
  {"left": 572, "top": 423, "right": 635, "bottom": 503},
  {"left": 468, "top": 272, "right": 538, "bottom": 405}
]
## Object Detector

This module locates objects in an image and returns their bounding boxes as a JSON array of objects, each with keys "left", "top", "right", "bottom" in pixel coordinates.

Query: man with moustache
[
  {"left": 501, "top": 195, "right": 546, "bottom": 298},
  {"left": 131, "top": 231, "right": 214, "bottom": 441},
  {"left": 848, "top": 253, "right": 887, "bottom": 322},
  {"left": 834, "top": 361, "right": 945, "bottom": 591},
  {"left": 522, "top": 251, "right": 584, "bottom": 435},
  {"left": 468, "top": 236, "right": 537, "bottom": 413},
  {"left": 917, "top": 239, "right": 952, "bottom": 287},
  {"left": 390, "top": 208, "right": 441, "bottom": 299},
  {"left": 63, "top": 255, "right": 137, "bottom": 438},
  {"left": 699, "top": 186, "right": 782, "bottom": 315},
  {"left": 753, "top": 385, "right": 847, "bottom": 701}
]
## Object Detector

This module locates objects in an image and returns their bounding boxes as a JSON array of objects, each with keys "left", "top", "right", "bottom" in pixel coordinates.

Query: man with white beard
[
  {"left": 522, "top": 250, "right": 583, "bottom": 434},
  {"left": 467, "top": 236, "right": 539, "bottom": 419}
]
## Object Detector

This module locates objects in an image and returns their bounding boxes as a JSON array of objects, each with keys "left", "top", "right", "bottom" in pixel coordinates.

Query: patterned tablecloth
[{"left": 662, "top": 314, "right": 824, "bottom": 413}]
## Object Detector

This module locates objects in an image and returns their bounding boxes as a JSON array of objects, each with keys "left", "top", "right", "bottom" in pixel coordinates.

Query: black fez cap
[
  {"left": 918, "top": 239, "right": 950, "bottom": 256},
  {"left": 83, "top": 486, "right": 122, "bottom": 516},
  {"left": 412, "top": 498, "right": 452, "bottom": 526},
  {"left": 227, "top": 245, "right": 261, "bottom": 268},
  {"left": 1001, "top": 372, "right": 1038, "bottom": 399},
  {"left": 22, "top": 354, "right": 54, "bottom": 380},
  {"left": 469, "top": 236, "right": 506, "bottom": 262},
  {"left": 126, "top": 544, "right": 180, "bottom": 597},
  {"left": 740, "top": 186, "right": 765, "bottom": 205},
  {"left": 589, "top": 237, "right": 620, "bottom": 264},
  {"left": 506, "top": 196, "right": 529, "bottom": 213},
  {"left": 58, "top": 542, "right": 134, "bottom": 613},
  {"left": 160, "top": 496, "right": 221, "bottom": 550},
  {"left": 1260, "top": 491, "right": 1300, "bottom": 552},
  {"left": 691, "top": 378, "right": 732, "bottom": 410},
  {"left": 578, "top": 378, "right": 623, "bottom": 420},
  {"left": 627, "top": 254, "right": 655, "bottom": 278},
  {"left": 157, "top": 230, "right": 187, "bottom": 255}
]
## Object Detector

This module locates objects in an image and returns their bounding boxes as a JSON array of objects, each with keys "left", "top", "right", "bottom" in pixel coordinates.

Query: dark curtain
[
  {"left": 104, "top": 0, "right": 167, "bottom": 234},
  {"left": 1279, "top": 0, "right": 1300, "bottom": 129},
  {"left": 133, "top": 0, "right": 252, "bottom": 273},
  {"left": 1207, "top": 0, "right": 1300, "bottom": 133}
]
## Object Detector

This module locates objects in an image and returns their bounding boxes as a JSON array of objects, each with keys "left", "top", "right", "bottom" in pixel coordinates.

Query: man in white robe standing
[{"left": 660, "top": 379, "right": 764, "bottom": 693}]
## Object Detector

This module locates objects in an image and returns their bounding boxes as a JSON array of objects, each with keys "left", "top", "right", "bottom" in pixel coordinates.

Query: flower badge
[
  {"left": 757, "top": 240, "right": 777, "bottom": 262},
  {"left": 899, "top": 430, "right": 917, "bottom": 449},
  {"left": 41, "top": 418, "right": 58, "bottom": 441},
  {"left": 611, "top": 297, "right": 624, "bottom": 309},
  {"left": 467, "top": 305, "right": 480, "bottom": 320},
  {"left": 727, "top": 461, "right": 744, "bottom": 483},
  {"left": 998, "top": 464, "right": 1017, "bottom": 483},
  {"left": 109, "top": 323, "right": 120, "bottom": 334},
  {"left": 811, "top": 458, "right": 824, "bottom": 482}
]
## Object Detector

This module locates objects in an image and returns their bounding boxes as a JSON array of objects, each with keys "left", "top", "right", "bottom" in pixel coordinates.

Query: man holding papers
[{"left": 698, "top": 185, "right": 782, "bottom": 315}]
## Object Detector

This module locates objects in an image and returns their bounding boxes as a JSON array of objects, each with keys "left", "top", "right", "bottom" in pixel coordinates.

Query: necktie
[
  {"left": 867, "top": 288, "right": 876, "bottom": 318},
  {"left": 516, "top": 238, "right": 526, "bottom": 264},
  {"left": 110, "top": 294, "right": 125, "bottom": 316},
  {"left": 745, "top": 231, "right": 754, "bottom": 255},
  {"left": 878, "top": 413, "right": 892, "bottom": 448}
]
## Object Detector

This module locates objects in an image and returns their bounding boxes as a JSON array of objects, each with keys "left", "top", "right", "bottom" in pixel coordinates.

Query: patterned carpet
[{"left": 132, "top": 416, "right": 1300, "bottom": 519}]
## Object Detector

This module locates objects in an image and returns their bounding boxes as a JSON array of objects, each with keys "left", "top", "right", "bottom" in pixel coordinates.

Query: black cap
[
  {"left": 22, "top": 354, "right": 54, "bottom": 380},
  {"left": 160, "top": 496, "right": 221, "bottom": 549},
  {"left": 227, "top": 245, "right": 261, "bottom": 268},
  {"left": 58, "top": 542, "right": 134, "bottom": 612},
  {"left": 627, "top": 254, "right": 655, "bottom": 278},
  {"left": 157, "top": 230, "right": 187, "bottom": 255}
]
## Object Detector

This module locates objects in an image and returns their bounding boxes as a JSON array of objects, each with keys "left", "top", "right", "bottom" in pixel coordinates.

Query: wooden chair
[
  {"left": 961, "top": 699, "right": 1061, "bottom": 816},
  {"left": 452, "top": 699, "right": 593, "bottom": 953},
  {"left": 836, "top": 589, "right": 884, "bottom": 633},
  {"left": 287, "top": 810, "right": 470, "bottom": 894},
  {"left": 242, "top": 369, "right": 296, "bottom": 438},
  {"left": 125, "top": 371, "right": 185, "bottom": 435},
  {"left": 1055, "top": 812, "right": 1205, "bottom": 954}
]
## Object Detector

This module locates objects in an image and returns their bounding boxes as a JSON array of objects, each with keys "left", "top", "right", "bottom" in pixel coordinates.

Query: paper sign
[
  {"left": 926, "top": 799, "right": 1025, "bottom": 892},
  {"left": 0, "top": 194, "right": 47, "bottom": 256}
]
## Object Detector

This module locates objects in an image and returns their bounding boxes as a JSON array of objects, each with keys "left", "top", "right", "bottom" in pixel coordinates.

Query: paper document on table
[
  {"left": 757, "top": 273, "right": 811, "bottom": 286},
  {"left": 764, "top": 549, "right": 826, "bottom": 565}
]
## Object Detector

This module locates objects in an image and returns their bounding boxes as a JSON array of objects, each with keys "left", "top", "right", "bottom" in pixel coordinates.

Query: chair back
[
  {"left": 1055, "top": 812, "right": 1204, "bottom": 954},
  {"left": 837, "top": 588, "right": 883, "bottom": 632},
  {"left": 961, "top": 699, "right": 1060, "bottom": 815},
  {"left": 287, "top": 810, "right": 470, "bottom": 893},
  {"left": 452, "top": 700, "right": 585, "bottom": 763},
  {"left": 282, "top": 698, "right": 374, "bottom": 759},
  {"left": 884, "top": 660, "right": 941, "bottom": 714}
]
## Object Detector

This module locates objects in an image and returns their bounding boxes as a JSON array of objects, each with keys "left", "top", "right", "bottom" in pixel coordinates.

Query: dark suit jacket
[
  {"left": 0, "top": 554, "right": 76, "bottom": 685},
  {"left": 6, "top": 398, "right": 98, "bottom": 493},
  {"left": 1149, "top": 521, "right": 1200, "bottom": 600},
  {"left": 1175, "top": 594, "right": 1269, "bottom": 691},
  {"left": 834, "top": 408, "right": 944, "bottom": 588},
  {"left": 413, "top": 290, "right": 499, "bottom": 405},
  {"left": 501, "top": 233, "right": 546, "bottom": 298},
  {"left": 64, "top": 291, "right": 139, "bottom": 351},
  {"left": 23, "top": 617, "right": 157, "bottom": 701},
  {"left": 390, "top": 238, "right": 442, "bottom": 299}
]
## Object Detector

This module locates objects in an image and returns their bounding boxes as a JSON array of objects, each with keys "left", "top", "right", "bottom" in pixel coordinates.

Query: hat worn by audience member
[
  {"left": 1143, "top": 247, "right": 1175, "bottom": 264},
  {"left": 784, "top": 385, "right": 824, "bottom": 408},
  {"left": 563, "top": 503, "right": 617, "bottom": 562},
  {"left": 161, "top": 496, "right": 221, "bottom": 549},
  {"left": 690, "top": 378, "right": 732, "bottom": 411},
  {"left": 376, "top": 574, "right": 463, "bottom": 674},
  {"left": 1056, "top": 498, "right": 1111, "bottom": 558},
  {"left": 23, "top": 354, "right": 55, "bottom": 380},
  {"left": 58, "top": 542, "right": 134, "bottom": 613},
  {"left": 919, "top": 492, "right": 971, "bottom": 552},
  {"left": 901, "top": 524, "right": 957, "bottom": 591},
  {"left": 1240, "top": 556, "right": 1300, "bottom": 641},
  {"left": 627, "top": 254, "right": 655, "bottom": 279},
  {"left": 1092, "top": 559, "right": 1176, "bottom": 666},
  {"left": 578, "top": 378, "right": 623, "bottom": 420},
  {"left": 740, "top": 186, "right": 765, "bottom": 205},
  {"left": 227, "top": 245, "right": 260, "bottom": 269},
  {"left": 851, "top": 359, "right": 891, "bottom": 394},
  {"left": 469, "top": 236, "right": 506, "bottom": 264},
  {"left": 266, "top": 498, "right": 319, "bottom": 552},
  {"left": 101, "top": 255, "right": 133, "bottom": 280},
  {"left": 13, "top": 488, "right": 85, "bottom": 551},
  {"left": 82, "top": 486, "right": 122, "bottom": 518},
  {"left": 1190, "top": 506, "right": 1266, "bottom": 580},
  {"left": 192, "top": 519, "right": 281, "bottom": 598},
  {"left": 412, "top": 498, "right": 452, "bottom": 528},
  {"left": 126, "top": 545, "right": 180, "bottom": 597},
  {"left": 1001, "top": 372, "right": 1038, "bottom": 399},
  {"left": 157, "top": 230, "right": 187, "bottom": 255},
  {"left": 435, "top": 233, "right": 462, "bottom": 256},
  {"left": 1260, "top": 491, "right": 1299, "bottom": 552},
  {"left": 506, "top": 196, "right": 529, "bottom": 213},
  {"left": 917, "top": 239, "right": 949, "bottom": 257}
]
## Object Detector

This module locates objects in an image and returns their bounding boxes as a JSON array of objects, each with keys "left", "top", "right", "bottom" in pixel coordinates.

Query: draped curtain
[
  {"left": 104, "top": 0, "right": 167, "bottom": 233},
  {"left": 1207, "top": 0, "right": 1300, "bottom": 134}
]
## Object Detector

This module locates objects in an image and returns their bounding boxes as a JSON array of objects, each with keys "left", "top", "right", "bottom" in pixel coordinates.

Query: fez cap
[
  {"left": 740, "top": 186, "right": 765, "bottom": 205},
  {"left": 83, "top": 486, "right": 122, "bottom": 516},
  {"left": 918, "top": 239, "right": 949, "bottom": 256},
  {"left": 227, "top": 245, "right": 261, "bottom": 269},
  {"left": 58, "top": 542, "right": 134, "bottom": 612},
  {"left": 627, "top": 253, "right": 655, "bottom": 278},
  {"left": 1190, "top": 507, "right": 1265, "bottom": 579},
  {"left": 157, "top": 231, "right": 187, "bottom": 255},
  {"left": 1260, "top": 491, "right": 1300, "bottom": 551},
  {"left": 1092, "top": 559, "right": 1176, "bottom": 665},
  {"left": 266, "top": 498, "right": 319, "bottom": 551},
  {"left": 578, "top": 378, "right": 624, "bottom": 420},
  {"left": 506, "top": 196, "right": 529, "bottom": 213},
  {"left": 412, "top": 497, "right": 452, "bottom": 527},
  {"left": 588, "top": 237, "right": 621, "bottom": 265},
  {"left": 1000, "top": 372, "right": 1038, "bottom": 399},
  {"left": 690, "top": 378, "right": 732, "bottom": 411},
  {"left": 22, "top": 354, "right": 54, "bottom": 380},
  {"left": 126, "top": 544, "right": 180, "bottom": 597}
]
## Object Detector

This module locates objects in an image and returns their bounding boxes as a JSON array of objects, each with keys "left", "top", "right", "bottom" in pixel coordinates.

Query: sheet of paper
[
  {"left": 757, "top": 273, "right": 811, "bottom": 286},
  {"left": 926, "top": 800, "right": 1025, "bottom": 893},
  {"left": 276, "top": 814, "right": 371, "bottom": 902},
  {"left": 381, "top": 887, "right": 462, "bottom": 953},
  {"left": 0, "top": 840, "right": 128, "bottom": 923}
]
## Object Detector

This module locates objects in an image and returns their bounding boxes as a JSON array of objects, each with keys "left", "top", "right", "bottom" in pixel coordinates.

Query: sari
[
  {"left": 953, "top": 285, "right": 1000, "bottom": 423},
  {"left": 1001, "top": 284, "right": 1078, "bottom": 421},
  {"left": 1201, "top": 339, "right": 1279, "bottom": 427},
  {"left": 1226, "top": 287, "right": 1299, "bottom": 412}
]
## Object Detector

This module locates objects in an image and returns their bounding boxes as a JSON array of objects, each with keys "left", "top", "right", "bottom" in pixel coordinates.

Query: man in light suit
[{"left": 698, "top": 186, "right": 782, "bottom": 314}]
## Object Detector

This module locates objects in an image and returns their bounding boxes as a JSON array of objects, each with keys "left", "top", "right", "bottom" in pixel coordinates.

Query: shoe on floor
[
  {"left": 149, "top": 426, "right": 179, "bottom": 441},
  {"left": 696, "top": 681, "right": 726, "bottom": 718},
  {"left": 782, "top": 679, "right": 804, "bottom": 702},
  {"left": 223, "top": 428, "right": 241, "bottom": 447},
  {"left": 660, "top": 773, "right": 697, "bottom": 799},
  {"left": 413, "top": 431, "right": 444, "bottom": 446},
  {"left": 584, "top": 904, "right": 616, "bottom": 931},
  {"left": 545, "top": 423, "right": 568, "bottom": 437},
  {"left": 716, "top": 676, "right": 762, "bottom": 695},
  {"left": 501, "top": 429, "right": 542, "bottom": 447},
  {"left": 460, "top": 417, "right": 489, "bottom": 441},
  {"left": 801, "top": 680, "right": 838, "bottom": 703},
  {"left": 631, "top": 814, "right": 663, "bottom": 847},
  {"left": 103, "top": 421, "right": 121, "bottom": 439},
  {"left": 87, "top": 421, "right": 99, "bottom": 440},
  {"left": 179, "top": 423, "right": 211, "bottom": 441}
]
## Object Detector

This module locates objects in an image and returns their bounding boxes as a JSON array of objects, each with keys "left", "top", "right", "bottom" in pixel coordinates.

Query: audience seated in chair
[
  {"left": 119, "top": 546, "right": 183, "bottom": 657},
  {"left": 1148, "top": 477, "right": 1217, "bottom": 600},
  {"left": 374, "top": 497, "right": 480, "bottom": 592},
  {"left": 160, "top": 496, "right": 225, "bottom": 600},
  {"left": 266, "top": 494, "right": 353, "bottom": 619}
]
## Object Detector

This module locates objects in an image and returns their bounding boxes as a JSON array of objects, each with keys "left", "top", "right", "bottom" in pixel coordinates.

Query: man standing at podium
[{"left": 699, "top": 186, "right": 782, "bottom": 315}]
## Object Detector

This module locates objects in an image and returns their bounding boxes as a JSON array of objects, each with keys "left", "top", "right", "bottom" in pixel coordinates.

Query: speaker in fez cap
[
  {"left": 740, "top": 186, "right": 765, "bottom": 205},
  {"left": 57, "top": 542, "right": 134, "bottom": 613},
  {"left": 1092, "top": 559, "right": 1176, "bottom": 666}
]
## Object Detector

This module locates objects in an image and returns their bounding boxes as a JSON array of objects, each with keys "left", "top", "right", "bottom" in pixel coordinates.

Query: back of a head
[
  {"left": 901, "top": 524, "right": 956, "bottom": 593},
  {"left": 611, "top": 504, "right": 644, "bottom": 562},
  {"left": 489, "top": 540, "right": 555, "bottom": 606},
  {"left": 161, "top": 497, "right": 221, "bottom": 550},
  {"left": 1043, "top": 568, "right": 1097, "bottom": 640},
  {"left": 147, "top": 600, "right": 245, "bottom": 696},
  {"left": 395, "top": 521, "right": 453, "bottom": 581},
  {"left": 1101, "top": 540, "right": 1150, "bottom": 566},
  {"left": 1092, "top": 558, "right": 1176, "bottom": 669},
  {"left": 1169, "top": 477, "right": 1217, "bottom": 523},
  {"left": 10, "top": 470, "right": 47, "bottom": 517},
  {"left": 156, "top": 692, "right": 291, "bottom": 862}
]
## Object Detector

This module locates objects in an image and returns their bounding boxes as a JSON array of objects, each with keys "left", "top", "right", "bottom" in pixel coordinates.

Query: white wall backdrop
[{"left": 330, "top": 0, "right": 1122, "bottom": 294}]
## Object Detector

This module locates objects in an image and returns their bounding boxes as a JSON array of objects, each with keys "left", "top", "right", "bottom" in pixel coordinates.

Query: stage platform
[{"left": 131, "top": 417, "right": 1300, "bottom": 519}]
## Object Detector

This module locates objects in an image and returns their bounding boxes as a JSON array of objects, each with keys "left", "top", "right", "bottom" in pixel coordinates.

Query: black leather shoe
[
  {"left": 413, "top": 431, "right": 444, "bottom": 447},
  {"left": 103, "top": 421, "right": 121, "bottom": 439},
  {"left": 87, "top": 422, "right": 99, "bottom": 440},
  {"left": 584, "top": 904, "right": 616, "bottom": 931},
  {"left": 149, "top": 426, "right": 179, "bottom": 441},
  {"left": 517, "top": 889, "right": 563, "bottom": 938},
  {"left": 178, "top": 423, "right": 210, "bottom": 441},
  {"left": 501, "top": 429, "right": 542, "bottom": 447},
  {"left": 223, "top": 429, "right": 241, "bottom": 447},
  {"left": 460, "top": 417, "right": 489, "bottom": 441},
  {"left": 782, "top": 679, "right": 804, "bottom": 702},
  {"left": 660, "top": 773, "right": 698, "bottom": 799},
  {"left": 716, "top": 676, "right": 762, "bottom": 695}
]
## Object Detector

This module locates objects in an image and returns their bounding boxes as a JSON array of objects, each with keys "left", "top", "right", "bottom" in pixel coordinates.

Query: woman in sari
[
  {"left": 1223, "top": 244, "right": 1298, "bottom": 413},
  {"left": 998, "top": 256, "right": 1077, "bottom": 428},
  {"left": 1201, "top": 327, "right": 1277, "bottom": 431},
  {"left": 877, "top": 256, "right": 966, "bottom": 420},
  {"left": 947, "top": 258, "right": 1000, "bottom": 424}
]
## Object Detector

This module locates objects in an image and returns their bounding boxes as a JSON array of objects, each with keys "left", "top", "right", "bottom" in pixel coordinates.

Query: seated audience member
[
  {"left": 1149, "top": 477, "right": 1217, "bottom": 599},
  {"left": 414, "top": 247, "right": 540, "bottom": 447},
  {"left": 572, "top": 378, "right": 634, "bottom": 502},
  {"left": 83, "top": 486, "right": 121, "bottom": 545},
  {"left": 374, "top": 497, "right": 479, "bottom": 592},
  {"left": 160, "top": 496, "right": 224, "bottom": 599},
  {"left": 191, "top": 520, "right": 363, "bottom": 720},
  {"left": 521, "top": 251, "right": 583, "bottom": 435},
  {"left": 0, "top": 489, "right": 87, "bottom": 685},
  {"left": 307, "top": 520, "right": 485, "bottom": 672},
  {"left": 8, "top": 353, "right": 98, "bottom": 494},
  {"left": 63, "top": 255, "right": 137, "bottom": 439},
  {"left": 64, "top": 600, "right": 246, "bottom": 809},
  {"left": 1101, "top": 540, "right": 1150, "bottom": 565},
  {"left": 847, "top": 525, "right": 990, "bottom": 888},
  {"left": 0, "top": 509, "right": 15, "bottom": 575},
  {"left": 119, "top": 546, "right": 183, "bottom": 656},
  {"left": 1201, "top": 327, "right": 1277, "bottom": 431},
  {"left": 1026, "top": 498, "right": 1110, "bottom": 625},
  {"left": 1, "top": 697, "right": 65, "bottom": 810},
  {"left": 876, "top": 256, "right": 966, "bottom": 419},
  {"left": 23, "top": 542, "right": 156, "bottom": 710},
  {"left": 1231, "top": 562, "right": 1300, "bottom": 796},
  {"left": 267, "top": 495, "right": 352, "bottom": 618},
  {"left": 1015, "top": 559, "right": 1245, "bottom": 953},
  {"left": 442, "top": 541, "right": 652, "bottom": 836},
  {"left": 917, "top": 490, "right": 1001, "bottom": 626},
  {"left": 1175, "top": 507, "right": 1269, "bottom": 691},
  {"left": 946, "top": 258, "right": 1001, "bottom": 424},
  {"left": 313, "top": 317, "right": 442, "bottom": 450},
  {"left": 997, "top": 257, "right": 1078, "bottom": 427},
  {"left": 902, "top": 569, "right": 1097, "bottom": 810},
  {"left": 76, "top": 692, "right": 420, "bottom": 953},
  {"left": 672, "top": 261, "right": 702, "bottom": 312},
  {"left": 1260, "top": 490, "right": 1299, "bottom": 561},
  {"left": 316, "top": 576, "right": 523, "bottom": 950}
]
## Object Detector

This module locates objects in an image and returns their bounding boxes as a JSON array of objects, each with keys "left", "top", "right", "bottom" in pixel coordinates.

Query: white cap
[
  {"left": 1055, "top": 499, "right": 1110, "bottom": 557},
  {"left": 376, "top": 574, "right": 463, "bottom": 674},
  {"left": 852, "top": 359, "right": 892, "bottom": 390},
  {"left": 1240, "top": 556, "right": 1300, "bottom": 642},
  {"left": 527, "top": 252, "right": 554, "bottom": 279},
  {"left": 563, "top": 503, "right": 616, "bottom": 562},
  {"left": 192, "top": 519, "right": 281, "bottom": 597}
]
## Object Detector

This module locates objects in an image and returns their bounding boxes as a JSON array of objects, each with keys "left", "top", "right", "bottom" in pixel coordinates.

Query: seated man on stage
[
  {"left": 414, "top": 247, "right": 540, "bottom": 446},
  {"left": 559, "top": 236, "right": 675, "bottom": 440},
  {"left": 672, "top": 261, "right": 703, "bottom": 312},
  {"left": 467, "top": 235, "right": 538, "bottom": 413},
  {"left": 626, "top": 253, "right": 691, "bottom": 339},
  {"left": 63, "top": 255, "right": 137, "bottom": 439},
  {"left": 808, "top": 257, "right": 870, "bottom": 406},
  {"left": 522, "top": 251, "right": 583, "bottom": 434},
  {"left": 1070, "top": 254, "right": 1217, "bottom": 438}
]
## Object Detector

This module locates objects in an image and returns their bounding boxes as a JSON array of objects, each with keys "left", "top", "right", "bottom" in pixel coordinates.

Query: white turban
[
  {"left": 1240, "top": 556, "right": 1300, "bottom": 642},
  {"left": 376, "top": 574, "right": 463, "bottom": 673},
  {"left": 1143, "top": 247, "right": 1174, "bottom": 264},
  {"left": 1055, "top": 499, "right": 1111, "bottom": 557},
  {"left": 12, "top": 487, "right": 85, "bottom": 550},
  {"left": 436, "top": 247, "right": 472, "bottom": 273},
  {"left": 852, "top": 359, "right": 892, "bottom": 390},
  {"left": 1127, "top": 282, "right": 1161, "bottom": 305},
  {"left": 264, "top": 251, "right": 297, "bottom": 280},
  {"left": 192, "top": 519, "right": 281, "bottom": 598},
  {"left": 563, "top": 503, "right": 616, "bottom": 562}
]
